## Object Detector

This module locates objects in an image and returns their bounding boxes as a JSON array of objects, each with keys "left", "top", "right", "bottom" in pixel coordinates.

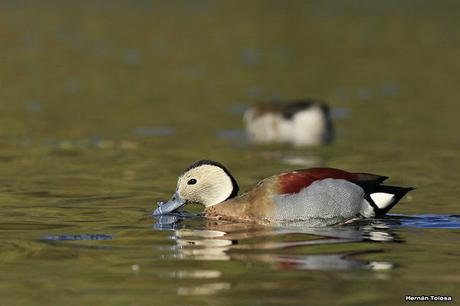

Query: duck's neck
[
  {"left": 203, "top": 193, "right": 273, "bottom": 224},
  {"left": 203, "top": 194, "right": 250, "bottom": 221},
  {"left": 202, "top": 177, "right": 278, "bottom": 223}
]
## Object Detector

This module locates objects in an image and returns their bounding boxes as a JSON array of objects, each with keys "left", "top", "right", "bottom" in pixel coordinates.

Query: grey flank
[{"left": 272, "top": 179, "right": 374, "bottom": 223}]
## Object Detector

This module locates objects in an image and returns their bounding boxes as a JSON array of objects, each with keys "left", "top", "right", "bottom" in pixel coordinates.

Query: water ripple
[
  {"left": 41, "top": 234, "right": 113, "bottom": 241},
  {"left": 387, "top": 214, "right": 460, "bottom": 229}
]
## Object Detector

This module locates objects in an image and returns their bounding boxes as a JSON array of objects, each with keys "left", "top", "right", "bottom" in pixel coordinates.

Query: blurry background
[
  {"left": 2, "top": 0, "right": 459, "bottom": 211},
  {"left": 1, "top": 1, "right": 459, "bottom": 305}
]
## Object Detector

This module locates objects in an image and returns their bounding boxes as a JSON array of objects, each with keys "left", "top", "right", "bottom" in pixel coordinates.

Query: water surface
[{"left": 1, "top": 1, "right": 459, "bottom": 305}]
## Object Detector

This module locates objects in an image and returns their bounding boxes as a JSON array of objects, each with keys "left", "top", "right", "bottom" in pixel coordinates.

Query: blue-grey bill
[{"left": 152, "top": 192, "right": 185, "bottom": 216}]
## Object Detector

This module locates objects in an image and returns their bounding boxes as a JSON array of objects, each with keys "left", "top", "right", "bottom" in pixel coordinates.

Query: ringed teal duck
[
  {"left": 244, "top": 100, "right": 334, "bottom": 146},
  {"left": 153, "top": 160, "right": 413, "bottom": 225}
]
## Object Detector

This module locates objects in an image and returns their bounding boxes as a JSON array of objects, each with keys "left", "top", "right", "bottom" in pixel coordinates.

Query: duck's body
[
  {"left": 153, "top": 160, "right": 413, "bottom": 225},
  {"left": 203, "top": 169, "right": 411, "bottom": 225},
  {"left": 244, "top": 100, "right": 334, "bottom": 146}
]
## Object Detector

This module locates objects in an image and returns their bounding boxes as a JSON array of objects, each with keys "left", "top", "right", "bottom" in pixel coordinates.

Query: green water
[{"left": 1, "top": 1, "right": 459, "bottom": 305}]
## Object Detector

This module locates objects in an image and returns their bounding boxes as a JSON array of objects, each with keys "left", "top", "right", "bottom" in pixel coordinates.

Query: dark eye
[{"left": 187, "top": 178, "right": 197, "bottom": 185}]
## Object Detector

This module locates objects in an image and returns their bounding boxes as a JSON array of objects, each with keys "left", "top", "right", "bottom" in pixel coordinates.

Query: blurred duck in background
[{"left": 244, "top": 100, "right": 334, "bottom": 146}]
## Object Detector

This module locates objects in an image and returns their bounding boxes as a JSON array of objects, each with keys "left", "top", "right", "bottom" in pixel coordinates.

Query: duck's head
[{"left": 153, "top": 160, "right": 239, "bottom": 215}]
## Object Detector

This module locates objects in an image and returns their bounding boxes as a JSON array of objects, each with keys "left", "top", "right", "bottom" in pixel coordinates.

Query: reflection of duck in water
[
  {"left": 153, "top": 217, "right": 396, "bottom": 271},
  {"left": 244, "top": 100, "right": 334, "bottom": 146},
  {"left": 153, "top": 160, "right": 414, "bottom": 226}
]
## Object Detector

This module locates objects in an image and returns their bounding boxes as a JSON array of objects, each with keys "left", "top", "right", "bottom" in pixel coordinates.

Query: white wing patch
[{"left": 370, "top": 192, "right": 395, "bottom": 209}]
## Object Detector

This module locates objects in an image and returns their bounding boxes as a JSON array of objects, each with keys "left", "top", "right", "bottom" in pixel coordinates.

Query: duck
[
  {"left": 153, "top": 160, "right": 414, "bottom": 225},
  {"left": 243, "top": 100, "right": 334, "bottom": 146}
]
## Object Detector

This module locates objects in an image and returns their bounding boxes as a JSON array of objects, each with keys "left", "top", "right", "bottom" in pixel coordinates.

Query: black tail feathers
[{"left": 370, "top": 185, "right": 415, "bottom": 216}]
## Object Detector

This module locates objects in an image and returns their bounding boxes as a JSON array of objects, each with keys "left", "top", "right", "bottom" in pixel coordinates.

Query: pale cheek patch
[
  {"left": 178, "top": 165, "right": 234, "bottom": 207},
  {"left": 370, "top": 192, "right": 395, "bottom": 209}
]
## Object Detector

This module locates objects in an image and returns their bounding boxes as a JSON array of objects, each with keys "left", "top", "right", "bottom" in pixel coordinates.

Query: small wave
[
  {"left": 387, "top": 214, "right": 460, "bottom": 229},
  {"left": 41, "top": 234, "right": 113, "bottom": 241}
]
